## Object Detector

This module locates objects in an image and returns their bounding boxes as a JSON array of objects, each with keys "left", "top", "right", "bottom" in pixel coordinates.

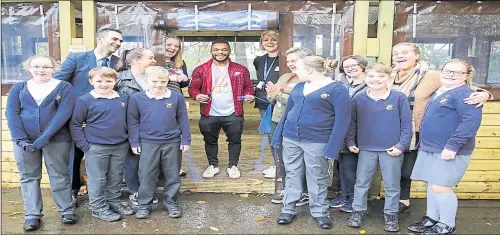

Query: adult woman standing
[
  {"left": 253, "top": 30, "right": 281, "bottom": 179},
  {"left": 163, "top": 36, "right": 189, "bottom": 93},
  {"left": 328, "top": 55, "right": 369, "bottom": 213},
  {"left": 6, "top": 55, "right": 77, "bottom": 231},
  {"left": 115, "top": 48, "right": 157, "bottom": 206},
  {"left": 266, "top": 47, "right": 313, "bottom": 206},
  {"left": 391, "top": 43, "right": 492, "bottom": 213}
]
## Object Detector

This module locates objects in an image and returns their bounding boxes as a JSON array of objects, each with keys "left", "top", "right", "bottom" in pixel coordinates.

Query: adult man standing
[
  {"left": 188, "top": 39, "right": 255, "bottom": 179},
  {"left": 53, "top": 28, "right": 123, "bottom": 205}
]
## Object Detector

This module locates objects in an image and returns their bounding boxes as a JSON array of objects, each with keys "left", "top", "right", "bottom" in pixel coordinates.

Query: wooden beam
[
  {"left": 366, "top": 38, "right": 379, "bottom": 57},
  {"left": 377, "top": 0, "right": 395, "bottom": 65},
  {"left": 353, "top": 1, "right": 369, "bottom": 57},
  {"left": 2, "top": 0, "right": 53, "bottom": 2},
  {"left": 278, "top": 12, "right": 294, "bottom": 76},
  {"left": 82, "top": 0, "right": 96, "bottom": 51},
  {"left": 59, "top": 1, "right": 76, "bottom": 61}
]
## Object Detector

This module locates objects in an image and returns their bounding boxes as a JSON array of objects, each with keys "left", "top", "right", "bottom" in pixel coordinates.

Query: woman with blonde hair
[
  {"left": 163, "top": 36, "right": 189, "bottom": 93},
  {"left": 6, "top": 55, "right": 77, "bottom": 231},
  {"left": 271, "top": 55, "right": 350, "bottom": 229},
  {"left": 391, "top": 43, "right": 492, "bottom": 213}
]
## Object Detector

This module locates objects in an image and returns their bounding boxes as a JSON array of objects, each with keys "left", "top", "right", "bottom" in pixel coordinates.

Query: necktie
[{"left": 100, "top": 58, "right": 109, "bottom": 67}]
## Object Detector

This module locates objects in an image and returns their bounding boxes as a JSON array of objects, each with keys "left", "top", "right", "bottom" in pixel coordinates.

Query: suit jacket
[{"left": 53, "top": 50, "right": 119, "bottom": 97}]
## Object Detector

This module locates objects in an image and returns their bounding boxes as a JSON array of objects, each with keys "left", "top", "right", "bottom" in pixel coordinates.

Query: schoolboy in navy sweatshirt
[
  {"left": 70, "top": 67, "right": 134, "bottom": 222},
  {"left": 127, "top": 66, "right": 191, "bottom": 219},
  {"left": 346, "top": 64, "right": 412, "bottom": 233}
]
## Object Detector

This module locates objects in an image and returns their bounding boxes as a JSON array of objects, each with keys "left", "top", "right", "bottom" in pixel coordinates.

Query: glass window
[
  {"left": 488, "top": 40, "right": 500, "bottom": 84},
  {"left": 1, "top": 3, "right": 60, "bottom": 83}
]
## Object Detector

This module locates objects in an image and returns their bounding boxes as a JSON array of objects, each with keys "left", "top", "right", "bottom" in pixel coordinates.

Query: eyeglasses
[
  {"left": 343, "top": 64, "right": 359, "bottom": 70},
  {"left": 30, "top": 66, "right": 54, "bottom": 70},
  {"left": 441, "top": 69, "right": 468, "bottom": 76}
]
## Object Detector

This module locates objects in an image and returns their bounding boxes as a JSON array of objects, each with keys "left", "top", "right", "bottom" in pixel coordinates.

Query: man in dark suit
[{"left": 53, "top": 28, "right": 123, "bottom": 205}]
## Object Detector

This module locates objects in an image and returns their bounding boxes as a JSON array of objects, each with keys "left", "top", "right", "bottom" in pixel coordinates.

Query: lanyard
[
  {"left": 279, "top": 74, "right": 297, "bottom": 92},
  {"left": 263, "top": 56, "right": 277, "bottom": 82}
]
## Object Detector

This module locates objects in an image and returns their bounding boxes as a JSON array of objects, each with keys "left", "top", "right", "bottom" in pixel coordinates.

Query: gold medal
[{"left": 214, "top": 87, "right": 221, "bottom": 93}]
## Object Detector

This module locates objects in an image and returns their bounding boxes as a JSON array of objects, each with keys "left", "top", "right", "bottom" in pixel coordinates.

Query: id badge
[
  {"left": 276, "top": 101, "right": 282, "bottom": 108},
  {"left": 256, "top": 81, "right": 265, "bottom": 89}
]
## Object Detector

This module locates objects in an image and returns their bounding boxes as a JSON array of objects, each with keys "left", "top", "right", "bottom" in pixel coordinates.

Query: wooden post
[
  {"left": 353, "top": 1, "right": 369, "bottom": 57},
  {"left": 82, "top": 0, "right": 96, "bottom": 51},
  {"left": 58, "top": 0, "right": 76, "bottom": 61},
  {"left": 377, "top": 0, "right": 395, "bottom": 65},
  {"left": 278, "top": 12, "right": 294, "bottom": 77}
]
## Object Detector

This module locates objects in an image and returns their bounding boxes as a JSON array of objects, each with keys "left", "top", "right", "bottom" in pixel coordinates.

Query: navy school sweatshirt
[
  {"left": 127, "top": 91, "right": 191, "bottom": 148},
  {"left": 70, "top": 92, "right": 129, "bottom": 152},
  {"left": 5, "top": 80, "right": 76, "bottom": 149},
  {"left": 345, "top": 90, "right": 412, "bottom": 151},
  {"left": 270, "top": 81, "right": 351, "bottom": 159},
  {"left": 419, "top": 84, "right": 482, "bottom": 155}
]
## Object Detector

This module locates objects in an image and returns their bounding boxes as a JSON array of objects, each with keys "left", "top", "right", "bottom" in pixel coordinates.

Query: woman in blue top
[
  {"left": 271, "top": 56, "right": 351, "bottom": 229},
  {"left": 5, "top": 55, "right": 77, "bottom": 231}
]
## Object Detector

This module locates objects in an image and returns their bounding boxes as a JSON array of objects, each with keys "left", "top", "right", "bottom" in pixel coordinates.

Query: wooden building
[{"left": 1, "top": 0, "right": 500, "bottom": 199}]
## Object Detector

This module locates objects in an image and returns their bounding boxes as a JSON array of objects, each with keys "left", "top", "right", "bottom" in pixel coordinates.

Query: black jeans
[
  {"left": 400, "top": 132, "right": 420, "bottom": 200},
  {"left": 199, "top": 113, "right": 244, "bottom": 168},
  {"left": 338, "top": 151, "right": 358, "bottom": 198},
  {"left": 71, "top": 145, "right": 85, "bottom": 192}
]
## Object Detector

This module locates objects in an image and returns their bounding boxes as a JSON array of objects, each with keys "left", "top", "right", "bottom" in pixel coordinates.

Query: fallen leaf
[
  {"left": 9, "top": 212, "right": 23, "bottom": 216},
  {"left": 155, "top": 229, "right": 160, "bottom": 232},
  {"left": 197, "top": 200, "right": 208, "bottom": 204},
  {"left": 359, "top": 229, "right": 366, "bottom": 234},
  {"left": 253, "top": 180, "right": 264, "bottom": 185},
  {"left": 255, "top": 216, "right": 265, "bottom": 222},
  {"left": 240, "top": 194, "right": 249, "bottom": 198},
  {"left": 210, "top": 226, "right": 220, "bottom": 231},
  {"left": 122, "top": 222, "right": 127, "bottom": 228},
  {"left": 486, "top": 223, "right": 492, "bottom": 225},
  {"left": 126, "top": 226, "right": 133, "bottom": 230}
]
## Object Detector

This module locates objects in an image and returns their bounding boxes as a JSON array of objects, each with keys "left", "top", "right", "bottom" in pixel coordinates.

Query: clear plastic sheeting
[
  {"left": 1, "top": 3, "right": 60, "bottom": 82},
  {"left": 394, "top": 1, "right": 500, "bottom": 87}
]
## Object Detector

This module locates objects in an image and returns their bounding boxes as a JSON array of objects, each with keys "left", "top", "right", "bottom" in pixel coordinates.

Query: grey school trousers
[
  {"left": 85, "top": 142, "right": 129, "bottom": 211},
  {"left": 281, "top": 137, "right": 329, "bottom": 218},
  {"left": 138, "top": 142, "right": 181, "bottom": 208},
  {"left": 352, "top": 150, "right": 403, "bottom": 215},
  {"left": 13, "top": 141, "right": 74, "bottom": 220}
]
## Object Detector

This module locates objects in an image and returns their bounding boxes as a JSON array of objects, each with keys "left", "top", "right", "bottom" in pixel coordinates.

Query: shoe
[
  {"left": 408, "top": 216, "right": 439, "bottom": 233},
  {"left": 261, "top": 165, "right": 274, "bottom": 175},
  {"left": 398, "top": 202, "right": 411, "bottom": 213},
  {"left": 296, "top": 193, "right": 309, "bottom": 207},
  {"left": 23, "top": 218, "right": 41, "bottom": 231},
  {"left": 61, "top": 214, "right": 77, "bottom": 224},
  {"left": 423, "top": 222, "right": 456, "bottom": 235},
  {"left": 92, "top": 209, "right": 121, "bottom": 222},
  {"left": 329, "top": 195, "right": 348, "bottom": 208},
  {"left": 339, "top": 197, "right": 353, "bottom": 213},
  {"left": 384, "top": 213, "right": 399, "bottom": 232},
  {"left": 135, "top": 207, "right": 151, "bottom": 219},
  {"left": 109, "top": 202, "right": 135, "bottom": 216},
  {"left": 153, "top": 196, "right": 159, "bottom": 204},
  {"left": 314, "top": 216, "right": 332, "bottom": 229},
  {"left": 129, "top": 192, "right": 139, "bottom": 206},
  {"left": 264, "top": 166, "right": 276, "bottom": 179},
  {"left": 227, "top": 166, "right": 241, "bottom": 179},
  {"left": 347, "top": 211, "right": 365, "bottom": 228},
  {"left": 202, "top": 165, "right": 220, "bottom": 178},
  {"left": 164, "top": 203, "right": 182, "bottom": 218},
  {"left": 271, "top": 191, "right": 284, "bottom": 204},
  {"left": 179, "top": 169, "right": 187, "bottom": 177},
  {"left": 276, "top": 213, "right": 295, "bottom": 224}
]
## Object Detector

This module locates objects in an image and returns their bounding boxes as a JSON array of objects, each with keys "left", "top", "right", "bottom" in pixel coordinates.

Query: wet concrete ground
[{"left": 2, "top": 188, "right": 500, "bottom": 234}]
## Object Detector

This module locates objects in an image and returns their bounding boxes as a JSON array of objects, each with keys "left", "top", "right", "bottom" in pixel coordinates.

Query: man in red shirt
[{"left": 189, "top": 39, "right": 255, "bottom": 179}]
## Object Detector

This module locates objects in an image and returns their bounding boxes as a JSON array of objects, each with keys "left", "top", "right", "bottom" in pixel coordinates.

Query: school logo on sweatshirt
[
  {"left": 385, "top": 104, "right": 394, "bottom": 111},
  {"left": 440, "top": 97, "right": 448, "bottom": 104},
  {"left": 56, "top": 94, "right": 62, "bottom": 101},
  {"left": 120, "top": 102, "right": 126, "bottom": 107},
  {"left": 165, "top": 102, "right": 173, "bottom": 108},
  {"left": 320, "top": 92, "right": 329, "bottom": 99}
]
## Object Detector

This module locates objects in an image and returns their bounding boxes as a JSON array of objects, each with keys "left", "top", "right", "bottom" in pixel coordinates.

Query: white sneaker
[
  {"left": 202, "top": 165, "right": 219, "bottom": 178},
  {"left": 261, "top": 165, "right": 274, "bottom": 175},
  {"left": 264, "top": 166, "right": 276, "bottom": 179},
  {"left": 227, "top": 166, "right": 241, "bottom": 179}
]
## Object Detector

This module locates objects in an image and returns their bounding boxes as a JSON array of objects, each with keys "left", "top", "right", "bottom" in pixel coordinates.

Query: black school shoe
[
  {"left": 398, "top": 202, "right": 411, "bottom": 213},
  {"left": 408, "top": 216, "right": 439, "bottom": 233},
  {"left": 383, "top": 213, "right": 399, "bottom": 232},
  {"left": 313, "top": 216, "right": 332, "bottom": 229},
  {"left": 24, "top": 218, "right": 41, "bottom": 231},
  {"left": 61, "top": 214, "right": 77, "bottom": 224},
  {"left": 276, "top": 213, "right": 295, "bottom": 225},
  {"left": 423, "top": 222, "right": 456, "bottom": 235}
]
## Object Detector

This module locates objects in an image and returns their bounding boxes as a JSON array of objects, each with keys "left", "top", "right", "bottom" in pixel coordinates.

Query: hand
[
  {"left": 177, "top": 74, "right": 189, "bottom": 82},
  {"left": 266, "top": 82, "right": 278, "bottom": 98},
  {"left": 32, "top": 138, "right": 49, "bottom": 150},
  {"left": 17, "top": 141, "right": 35, "bottom": 153},
  {"left": 168, "top": 73, "right": 180, "bottom": 82},
  {"left": 441, "top": 148, "right": 457, "bottom": 160},
  {"left": 348, "top": 146, "right": 359, "bottom": 153},
  {"left": 180, "top": 145, "right": 190, "bottom": 152},
  {"left": 132, "top": 147, "right": 141, "bottom": 155},
  {"left": 386, "top": 146, "right": 403, "bottom": 156},
  {"left": 195, "top": 94, "right": 210, "bottom": 104},
  {"left": 464, "top": 91, "right": 490, "bottom": 107},
  {"left": 244, "top": 94, "right": 255, "bottom": 103}
]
